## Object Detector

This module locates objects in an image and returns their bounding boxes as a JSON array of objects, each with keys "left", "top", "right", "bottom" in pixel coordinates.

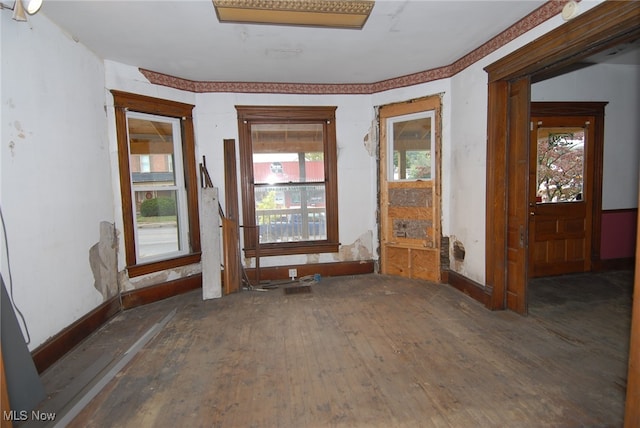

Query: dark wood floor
[{"left": 32, "top": 271, "right": 633, "bottom": 427}]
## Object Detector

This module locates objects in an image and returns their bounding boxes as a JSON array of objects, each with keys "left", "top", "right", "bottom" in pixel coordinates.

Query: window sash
[{"left": 237, "top": 106, "right": 339, "bottom": 257}]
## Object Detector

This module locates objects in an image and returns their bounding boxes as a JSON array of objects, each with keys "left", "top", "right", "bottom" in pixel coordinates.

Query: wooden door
[
  {"left": 529, "top": 116, "right": 594, "bottom": 277},
  {"left": 506, "top": 78, "right": 530, "bottom": 314},
  {"left": 379, "top": 96, "right": 441, "bottom": 282}
]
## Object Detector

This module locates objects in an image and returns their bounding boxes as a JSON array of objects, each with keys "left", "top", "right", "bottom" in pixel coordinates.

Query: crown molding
[{"left": 140, "top": 0, "right": 565, "bottom": 95}]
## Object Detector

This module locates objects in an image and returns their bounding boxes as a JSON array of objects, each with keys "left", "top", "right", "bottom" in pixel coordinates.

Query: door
[
  {"left": 379, "top": 96, "right": 441, "bottom": 282},
  {"left": 505, "top": 78, "right": 530, "bottom": 314},
  {"left": 529, "top": 115, "right": 595, "bottom": 277}
]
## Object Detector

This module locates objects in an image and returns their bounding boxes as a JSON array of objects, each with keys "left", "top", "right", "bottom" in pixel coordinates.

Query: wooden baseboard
[
  {"left": 31, "top": 296, "right": 121, "bottom": 374},
  {"left": 246, "top": 260, "right": 375, "bottom": 282},
  {"left": 31, "top": 274, "right": 202, "bottom": 374},
  {"left": 120, "top": 274, "right": 202, "bottom": 309},
  {"left": 445, "top": 270, "right": 491, "bottom": 307}
]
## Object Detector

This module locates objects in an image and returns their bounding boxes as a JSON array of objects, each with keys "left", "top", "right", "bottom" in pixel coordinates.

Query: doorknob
[{"left": 530, "top": 211, "right": 535, "bottom": 216}]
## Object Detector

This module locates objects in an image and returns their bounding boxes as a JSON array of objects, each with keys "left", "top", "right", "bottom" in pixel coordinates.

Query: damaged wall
[
  {"left": 1, "top": 12, "right": 114, "bottom": 350},
  {"left": 89, "top": 222, "right": 119, "bottom": 300}
]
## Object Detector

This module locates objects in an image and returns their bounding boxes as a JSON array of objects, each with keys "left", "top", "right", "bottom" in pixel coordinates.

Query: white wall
[
  {"left": 192, "top": 91, "right": 378, "bottom": 268},
  {"left": 532, "top": 62, "right": 640, "bottom": 210},
  {"left": 1, "top": 13, "right": 113, "bottom": 350},
  {"left": 105, "top": 63, "right": 379, "bottom": 270}
]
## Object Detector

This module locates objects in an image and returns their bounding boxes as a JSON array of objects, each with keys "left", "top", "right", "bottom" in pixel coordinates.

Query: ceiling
[{"left": 40, "top": 0, "right": 555, "bottom": 85}]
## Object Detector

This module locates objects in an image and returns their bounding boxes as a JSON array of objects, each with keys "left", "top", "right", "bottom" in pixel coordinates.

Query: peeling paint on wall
[
  {"left": 452, "top": 239, "right": 466, "bottom": 271},
  {"left": 306, "top": 253, "right": 320, "bottom": 264},
  {"left": 118, "top": 263, "right": 202, "bottom": 292},
  {"left": 89, "top": 221, "right": 118, "bottom": 300},
  {"left": 453, "top": 240, "right": 466, "bottom": 261},
  {"left": 363, "top": 120, "right": 378, "bottom": 157},
  {"left": 337, "top": 231, "right": 373, "bottom": 261}
]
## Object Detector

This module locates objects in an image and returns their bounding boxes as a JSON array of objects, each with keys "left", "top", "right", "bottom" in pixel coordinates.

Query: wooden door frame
[
  {"left": 484, "top": 1, "right": 639, "bottom": 310},
  {"left": 484, "top": 2, "right": 639, "bottom": 424}
]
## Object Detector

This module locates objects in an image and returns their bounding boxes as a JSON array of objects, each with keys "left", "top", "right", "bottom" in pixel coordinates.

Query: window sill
[{"left": 127, "top": 252, "right": 201, "bottom": 277}]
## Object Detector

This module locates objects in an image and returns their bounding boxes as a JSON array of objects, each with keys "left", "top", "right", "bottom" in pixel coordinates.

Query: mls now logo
[{"left": 3, "top": 410, "right": 56, "bottom": 421}]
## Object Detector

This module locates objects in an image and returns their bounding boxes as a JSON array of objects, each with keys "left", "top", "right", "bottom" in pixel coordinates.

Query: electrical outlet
[{"left": 288, "top": 268, "right": 297, "bottom": 279}]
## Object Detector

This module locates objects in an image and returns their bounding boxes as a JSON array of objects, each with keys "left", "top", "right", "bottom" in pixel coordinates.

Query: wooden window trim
[
  {"left": 111, "top": 90, "right": 201, "bottom": 276},
  {"left": 237, "top": 105, "right": 339, "bottom": 257}
]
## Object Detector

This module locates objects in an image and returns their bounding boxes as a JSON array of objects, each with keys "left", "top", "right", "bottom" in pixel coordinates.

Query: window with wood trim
[
  {"left": 112, "top": 91, "right": 200, "bottom": 277},
  {"left": 237, "top": 106, "right": 339, "bottom": 257}
]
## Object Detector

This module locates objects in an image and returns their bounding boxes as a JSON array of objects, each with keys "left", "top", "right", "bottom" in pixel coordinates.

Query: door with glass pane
[
  {"left": 379, "top": 96, "right": 440, "bottom": 282},
  {"left": 529, "top": 115, "right": 594, "bottom": 277},
  {"left": 126, "top": 112, "right": 189, "bottom": 262}
]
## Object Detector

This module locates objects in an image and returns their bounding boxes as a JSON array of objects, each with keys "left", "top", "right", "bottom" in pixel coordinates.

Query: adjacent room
[{"left": 1, "top": 0, "right": 638, "bottom": 426}]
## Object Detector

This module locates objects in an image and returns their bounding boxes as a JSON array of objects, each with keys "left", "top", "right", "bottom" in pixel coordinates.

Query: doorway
[
  {"left": 529, "top": 103, "right": 606, "bottom": 278},
  {"left": 378, "top": 95, "right": 441, "bottom": 282},
  {"left": 484, "top": 1, "right": 639, "bottom": 313}
]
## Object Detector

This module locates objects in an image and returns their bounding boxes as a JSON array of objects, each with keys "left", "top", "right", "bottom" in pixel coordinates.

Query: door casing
[
  {"left": 484, "top": 1, "right": 639, "bottom": 311},
  {"left": 378, "top": 95, "right": 442, "bottom": 282}
]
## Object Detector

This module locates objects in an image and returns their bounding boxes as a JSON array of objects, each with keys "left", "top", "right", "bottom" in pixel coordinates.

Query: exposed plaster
[
  {"left": 336, "top": 231, "right": 373, "bottom": 261},
  {"left": 118, "top": 263, "right": 202, "bottom": 292},
  {"left": 363, "top": 120, "right": 378, "bottom": 157},
  {"left": 89, "top": 221, "right": 118, "bottom": 300},
  {"left": 306, "top": 253, "right": 320, "bottom": 264}
]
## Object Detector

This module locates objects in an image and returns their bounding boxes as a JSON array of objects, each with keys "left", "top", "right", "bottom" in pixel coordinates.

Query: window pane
[
  {"left": 536, "top": 126, "right": 585, "bottom": 203},
  {"left": 134, "top": 190, "right": 181, "bottom": 258},
  {"left": 128, "top": 117, "right": 176, "bottom": 186},
  {"left": 256, "top": 184, "right": 326, "bottom": 243},
  {"left": 127, "top": 113, "right": 187, "bottom": 262},
  {"left": 388, "top": 112, "right": 434, "bottom": 181},
  {"left": 251, "top": 123, "right": 325, "bottom": 184}
]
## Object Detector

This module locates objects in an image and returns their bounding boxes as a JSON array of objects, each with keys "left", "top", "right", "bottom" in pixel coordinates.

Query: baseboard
[
  {"left": 30, "top": 263, "right": 369, "bottom": 374},
  {"left": 31, "top": 296, "right": 121, "bottom": 374},
  {"left": 246, "top": 260, "right": 375, "bottom": 282},
  {"left": 31, "top": 274, "right": 203, "bottom": 374},
  {"left": 445, "top": 269, "right": 491, "bottom": 307},
  {"left": 592, "top": 257, "right": 635, "bottom": 272},
  {"left": 120, "top": 273, "right": 202, "bottom": 309}
]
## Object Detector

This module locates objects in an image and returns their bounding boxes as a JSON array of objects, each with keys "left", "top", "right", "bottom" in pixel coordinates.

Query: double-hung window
[
  {"left": 237, "top": 106, "right": 339, "bottom": 257},
  {"left": 112, "top": 91, "right": 200, "bottom": 276}
]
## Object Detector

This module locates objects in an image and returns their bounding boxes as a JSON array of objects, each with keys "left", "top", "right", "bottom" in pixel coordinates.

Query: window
[
  {"left": 387, "top": 110, "right": 435, "bottom": 181},
  {"left": 237, "top": 106, "right": 339, "bottom": 257},
  {"left": 112, "top": 91, "right": 200, "bottom": 276},
  {"left": 535, "top": 126, "right": 585, "bottom": 203}
]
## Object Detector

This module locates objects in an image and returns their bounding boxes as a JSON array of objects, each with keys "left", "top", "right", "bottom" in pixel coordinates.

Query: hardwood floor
[{"left": 33, "top": 272, "right": 632, "bottom": 427}]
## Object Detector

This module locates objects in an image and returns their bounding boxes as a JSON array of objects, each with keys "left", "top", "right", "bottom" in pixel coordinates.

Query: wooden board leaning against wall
[{"left": 379, "top": 95, "right": 442, "bottom": 282}]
